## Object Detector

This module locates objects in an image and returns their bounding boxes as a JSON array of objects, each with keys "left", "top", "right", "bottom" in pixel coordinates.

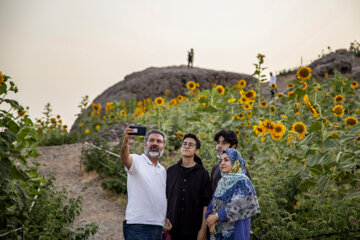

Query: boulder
[
  {"left": 71, "top": 65, "right": 257, "bottom": 131},
  {"left": 309, "top": 49, "right": 360, "bottom": 78}
]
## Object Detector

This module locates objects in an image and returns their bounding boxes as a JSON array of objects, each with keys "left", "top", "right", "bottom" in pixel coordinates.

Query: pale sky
[{"left": 1, "top": 0, "right": 359, "bottom": 126}]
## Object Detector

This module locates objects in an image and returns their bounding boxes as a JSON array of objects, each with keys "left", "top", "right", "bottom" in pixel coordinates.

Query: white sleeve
[{"left": 125, "top": 154, "right": 138, "bottom": 174}]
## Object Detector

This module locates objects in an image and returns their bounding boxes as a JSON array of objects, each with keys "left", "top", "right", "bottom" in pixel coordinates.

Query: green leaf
[
  {"left": 3, "top": 99, "right": 21, "bottom": 109},
  {"left": 0, "top": 158, "right": 12, "bottom": 185},
  {"left": 318, "top": 175, "right": 329, "bottom": 192},
  {"left": 7, "top": 119, "right": 20, "bottom": 134},
  {"left": 309, "top": 121, "right": 322, "bottom": 132},
  {"left": 298, "top": 178, "right": 316, "bottom": 191}
]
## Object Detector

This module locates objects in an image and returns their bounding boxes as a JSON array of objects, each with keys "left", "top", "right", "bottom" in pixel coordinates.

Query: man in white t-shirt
[{"left": 120, "top": 125, "right": 168, "bottom": 240}]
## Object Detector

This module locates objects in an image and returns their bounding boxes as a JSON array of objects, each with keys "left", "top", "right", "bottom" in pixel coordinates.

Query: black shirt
[{"left": 166, "top": 155, "right": 212, "bottom": 236}]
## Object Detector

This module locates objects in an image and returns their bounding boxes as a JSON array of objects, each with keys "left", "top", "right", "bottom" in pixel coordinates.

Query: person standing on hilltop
[
  {"left": 188, "top": 48, "right": 194, "bottom": 68},
  {"left": 120, "top": 125, "right": 168, "bottom": 240}
]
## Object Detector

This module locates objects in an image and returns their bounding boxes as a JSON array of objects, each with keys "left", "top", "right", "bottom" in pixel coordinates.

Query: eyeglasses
[{"left": 181, "top": 141, "right": 195, "bottom": 148}]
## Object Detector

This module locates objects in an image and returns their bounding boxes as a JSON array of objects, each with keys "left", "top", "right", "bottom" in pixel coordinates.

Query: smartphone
[{"left": 129, "top": 126, "right": 147, "bottom": 136}]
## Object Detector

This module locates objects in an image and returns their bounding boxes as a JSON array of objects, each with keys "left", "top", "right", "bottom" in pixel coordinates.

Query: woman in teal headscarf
[{"left": 205, "top": 149, "right": 260, "bottom": 240}]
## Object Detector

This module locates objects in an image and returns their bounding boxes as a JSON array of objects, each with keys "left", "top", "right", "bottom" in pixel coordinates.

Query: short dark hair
[
  {"left": 214, "top": 130, "right": 238, "bottom": 148},
  {"left": 145, "top": 129, "right": 166, "bottom": 145},
  {"left": 182, "top": 133, "right": 201, "bottom": 149}
]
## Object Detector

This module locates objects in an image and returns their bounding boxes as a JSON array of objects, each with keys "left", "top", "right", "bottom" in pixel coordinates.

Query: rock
[
  {"left": 309, "top": 49, "right": 360, "bottom": 78},
  {"left": 71, "top": 65, "right": 257, "bottom": 131}
]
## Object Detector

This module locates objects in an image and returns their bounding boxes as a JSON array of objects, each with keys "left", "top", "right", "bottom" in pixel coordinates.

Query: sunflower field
[{"left": 78, "top": 53, "right": 360, "bottom": 238}]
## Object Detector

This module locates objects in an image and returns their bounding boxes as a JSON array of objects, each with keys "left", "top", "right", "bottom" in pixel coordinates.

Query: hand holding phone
[{"left": 128, "top": 126, "right": 146, "bottom": 136}]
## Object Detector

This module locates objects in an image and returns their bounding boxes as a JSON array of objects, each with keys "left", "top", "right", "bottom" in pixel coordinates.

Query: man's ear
[
  {"left": 195, "top": 149, "right": 200, "bottom": 155},
  {"left": 231, "top": 145, "right": 237, "bottom": 149}
]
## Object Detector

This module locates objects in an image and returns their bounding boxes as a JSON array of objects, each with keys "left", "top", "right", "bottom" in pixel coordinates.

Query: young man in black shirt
[{"left": 166, "top": 133, "right": 212, "bottom": 240}]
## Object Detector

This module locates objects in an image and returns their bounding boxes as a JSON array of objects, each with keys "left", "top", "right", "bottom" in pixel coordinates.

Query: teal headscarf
[{"left": 214, "top": 148, "right": 252, "bottom": 198}]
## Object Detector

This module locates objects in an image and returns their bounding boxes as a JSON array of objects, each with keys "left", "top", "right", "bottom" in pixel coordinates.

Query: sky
[{"left": 1, "top": 0, "right": 359, "bottom": 126}]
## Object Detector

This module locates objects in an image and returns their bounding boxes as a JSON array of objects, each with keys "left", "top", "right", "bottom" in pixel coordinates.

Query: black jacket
[{"left": 166, "top": 155, "right": 212, "bottom": 236}]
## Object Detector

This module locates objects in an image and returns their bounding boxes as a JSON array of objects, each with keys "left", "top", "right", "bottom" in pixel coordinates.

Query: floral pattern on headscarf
[{"left": 215, "top": 148, "right": 250, "bottom": 198}]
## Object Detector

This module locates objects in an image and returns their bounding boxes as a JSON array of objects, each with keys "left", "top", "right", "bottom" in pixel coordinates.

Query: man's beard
[{"left": 145, "top": 145, "right": 164, "bottom": 159}]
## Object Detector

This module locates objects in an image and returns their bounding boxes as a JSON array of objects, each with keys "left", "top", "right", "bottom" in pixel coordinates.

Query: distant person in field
[
  {"left": 188, "top": 48, "right": 194, "bottom": 68},
  {"left": 269, "top": 72, "right": 277, "bottom": 97},
  {"left": 166, "top": 133, "right": 212, "bottom": 240},
  {"left": 120, "top": 125, "right": 167, "bottom": 240}
]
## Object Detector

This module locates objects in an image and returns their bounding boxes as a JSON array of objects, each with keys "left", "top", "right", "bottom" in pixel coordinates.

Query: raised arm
[{"left": 120, "top": 125, "right": 135, "bottom": 169}]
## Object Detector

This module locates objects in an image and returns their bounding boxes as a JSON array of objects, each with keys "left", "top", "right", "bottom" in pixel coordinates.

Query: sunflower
[
  {"left": 247, "top": 112, "right": 252, "bottom": 117},
  {"left": 330, "top": 132, "right": 338, "bottom": 136},
  {"left": 351, "top": 81, "right": 358, "bottom": 89},
  {"left": 176, "top": 132, "right": 184, "bottom": 139},
  {"left": 95, "top": 124, "right": 100, "bottom": 130},
  {"left": 296, "top": 66, "right": 312, "bottom": 81},
  {"left": 211, "top": 83, "right": 217, "bottom": 88},
  {"left": 261, "top": 120, "right": 275, "bottom": 134},
  {"left": 324, "top": 72, "right": 329, "bottom": 78},
  {"left": 227, "top": 98, "right": 236, "bottom": 103},
  {"left": 245, "top": 90, "right": 256, "bottom": 99},
  {"left": 259, "top": 101, "right": 268, "bottom": 108},
  {"left": 177, "top": 95, "right": 184, "bottom": 102},
  {"left": 120, "top": 110, "right": 127, "bottom": 117},
  {"left": 253, "top": 125, "right": 265, "bottom": 136},
  {"left": 243, "top": 103, "right": 253, "bottom": 111},
  {"left": 238, "top": 80, "right": 246, "bottom": 88},
  {"left": 288, "top": 91, "right": 295, "bottom": 97},
  {"left": 276, "top": 93, "right": 282, "bottom": 99},
  {"left": 274, "top": 122, "right": 286, "bottom": 134},
  {"left": 62, "top": 125, "right": 68, "bottom": 131},
  {"left": 261, "top": 136, "right": 266, "bottom": 142},
  {"left": 79, "top": 122, "right": 84, "bottom": 127},
  {"left": 85, "top": 129, "right": 91, "bottom": 134},
  {"left": 186, "top": 81, "right": 197, "bottom": 91},
  {"left": 50, "top": 118, "right": 56, "bottom": 124},
  {"left": 345, "top": 117, "right": 358, "bottom": 127},
  {"left": 236, "top": 129, "right": 240, "bottom": 136},
  {"left": 0, "top": 72, "right": 4, "bottom": 86},
  {"left": 233, "top": 113, "right": 245, "bottom": 120},
  {"left": 357, "top": 109, "right": 360, "bottom": 114},
  {"left": 301, "top": 81, "right": 308, "bottom": 90},
  {"left": 332, "top": 105, "right": 344, "bottom": 117},
  {"left": 216, "top": 85, "right": 225, "bottom": 95},
  {"left": 165, "top": 89, "right": 170, "bottom": 95},
  {"left": 270, "top": 83, "right": 277, "bottom": 89},
  {"left": 334, "top": 95, "right": 345, "bottom": 104},
  {"left": 269, "top": 105, "right": 276, "bottom": 113},
  {"left": 291, "top": 122, "right": 307, "bottom": 139},
  {"left": 271, "top": 134, "right": 282, "bottom": 141},
  {"left": 239, "top": 96, "right": 248, "bottom": 104},
  {"left": 56, "top": 115, "right": 61, "bottom": 119},
  {"left": 17, "top": 110, "right": 26, "bottom": 117},
  {"left": 303, "top": 94, "right": 319, "bottom": 117},
  {"left": 287, "top": 83, "right": 295, "bottom": 89},
  {"left": 257, "top": 53, "right": 265, "bottom": 59},
  {"left": 170, "top": 99, "right": 177, "bottom": 106},
  {"left": 287, "top": 136, "right": 297, "bottom": 145},
  {"left": 92, "top": 103, "right": 102, "bottom": 112}
]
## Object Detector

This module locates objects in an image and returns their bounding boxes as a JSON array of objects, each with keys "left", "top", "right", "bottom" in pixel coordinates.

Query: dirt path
[{"left": 35, "top": 142, "right": 125, "bottom": 240}]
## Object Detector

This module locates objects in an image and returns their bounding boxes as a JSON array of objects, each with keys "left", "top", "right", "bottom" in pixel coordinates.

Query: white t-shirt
[
  {"left": 124, "top": 154, "right": 167, "bottom": 226},
  {"left": 269, "top": 75, "right": 277, "bottom": 86}
]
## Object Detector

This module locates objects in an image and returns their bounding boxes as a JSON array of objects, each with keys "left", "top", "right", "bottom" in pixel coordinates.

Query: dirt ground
[{"left": 35, "top": 142, "right": 126, "bottom": 240}]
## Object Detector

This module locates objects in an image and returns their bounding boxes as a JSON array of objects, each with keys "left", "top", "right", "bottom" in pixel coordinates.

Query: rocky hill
[{"left": 71, "top": 50, "right": 360, "bottom": 131}]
